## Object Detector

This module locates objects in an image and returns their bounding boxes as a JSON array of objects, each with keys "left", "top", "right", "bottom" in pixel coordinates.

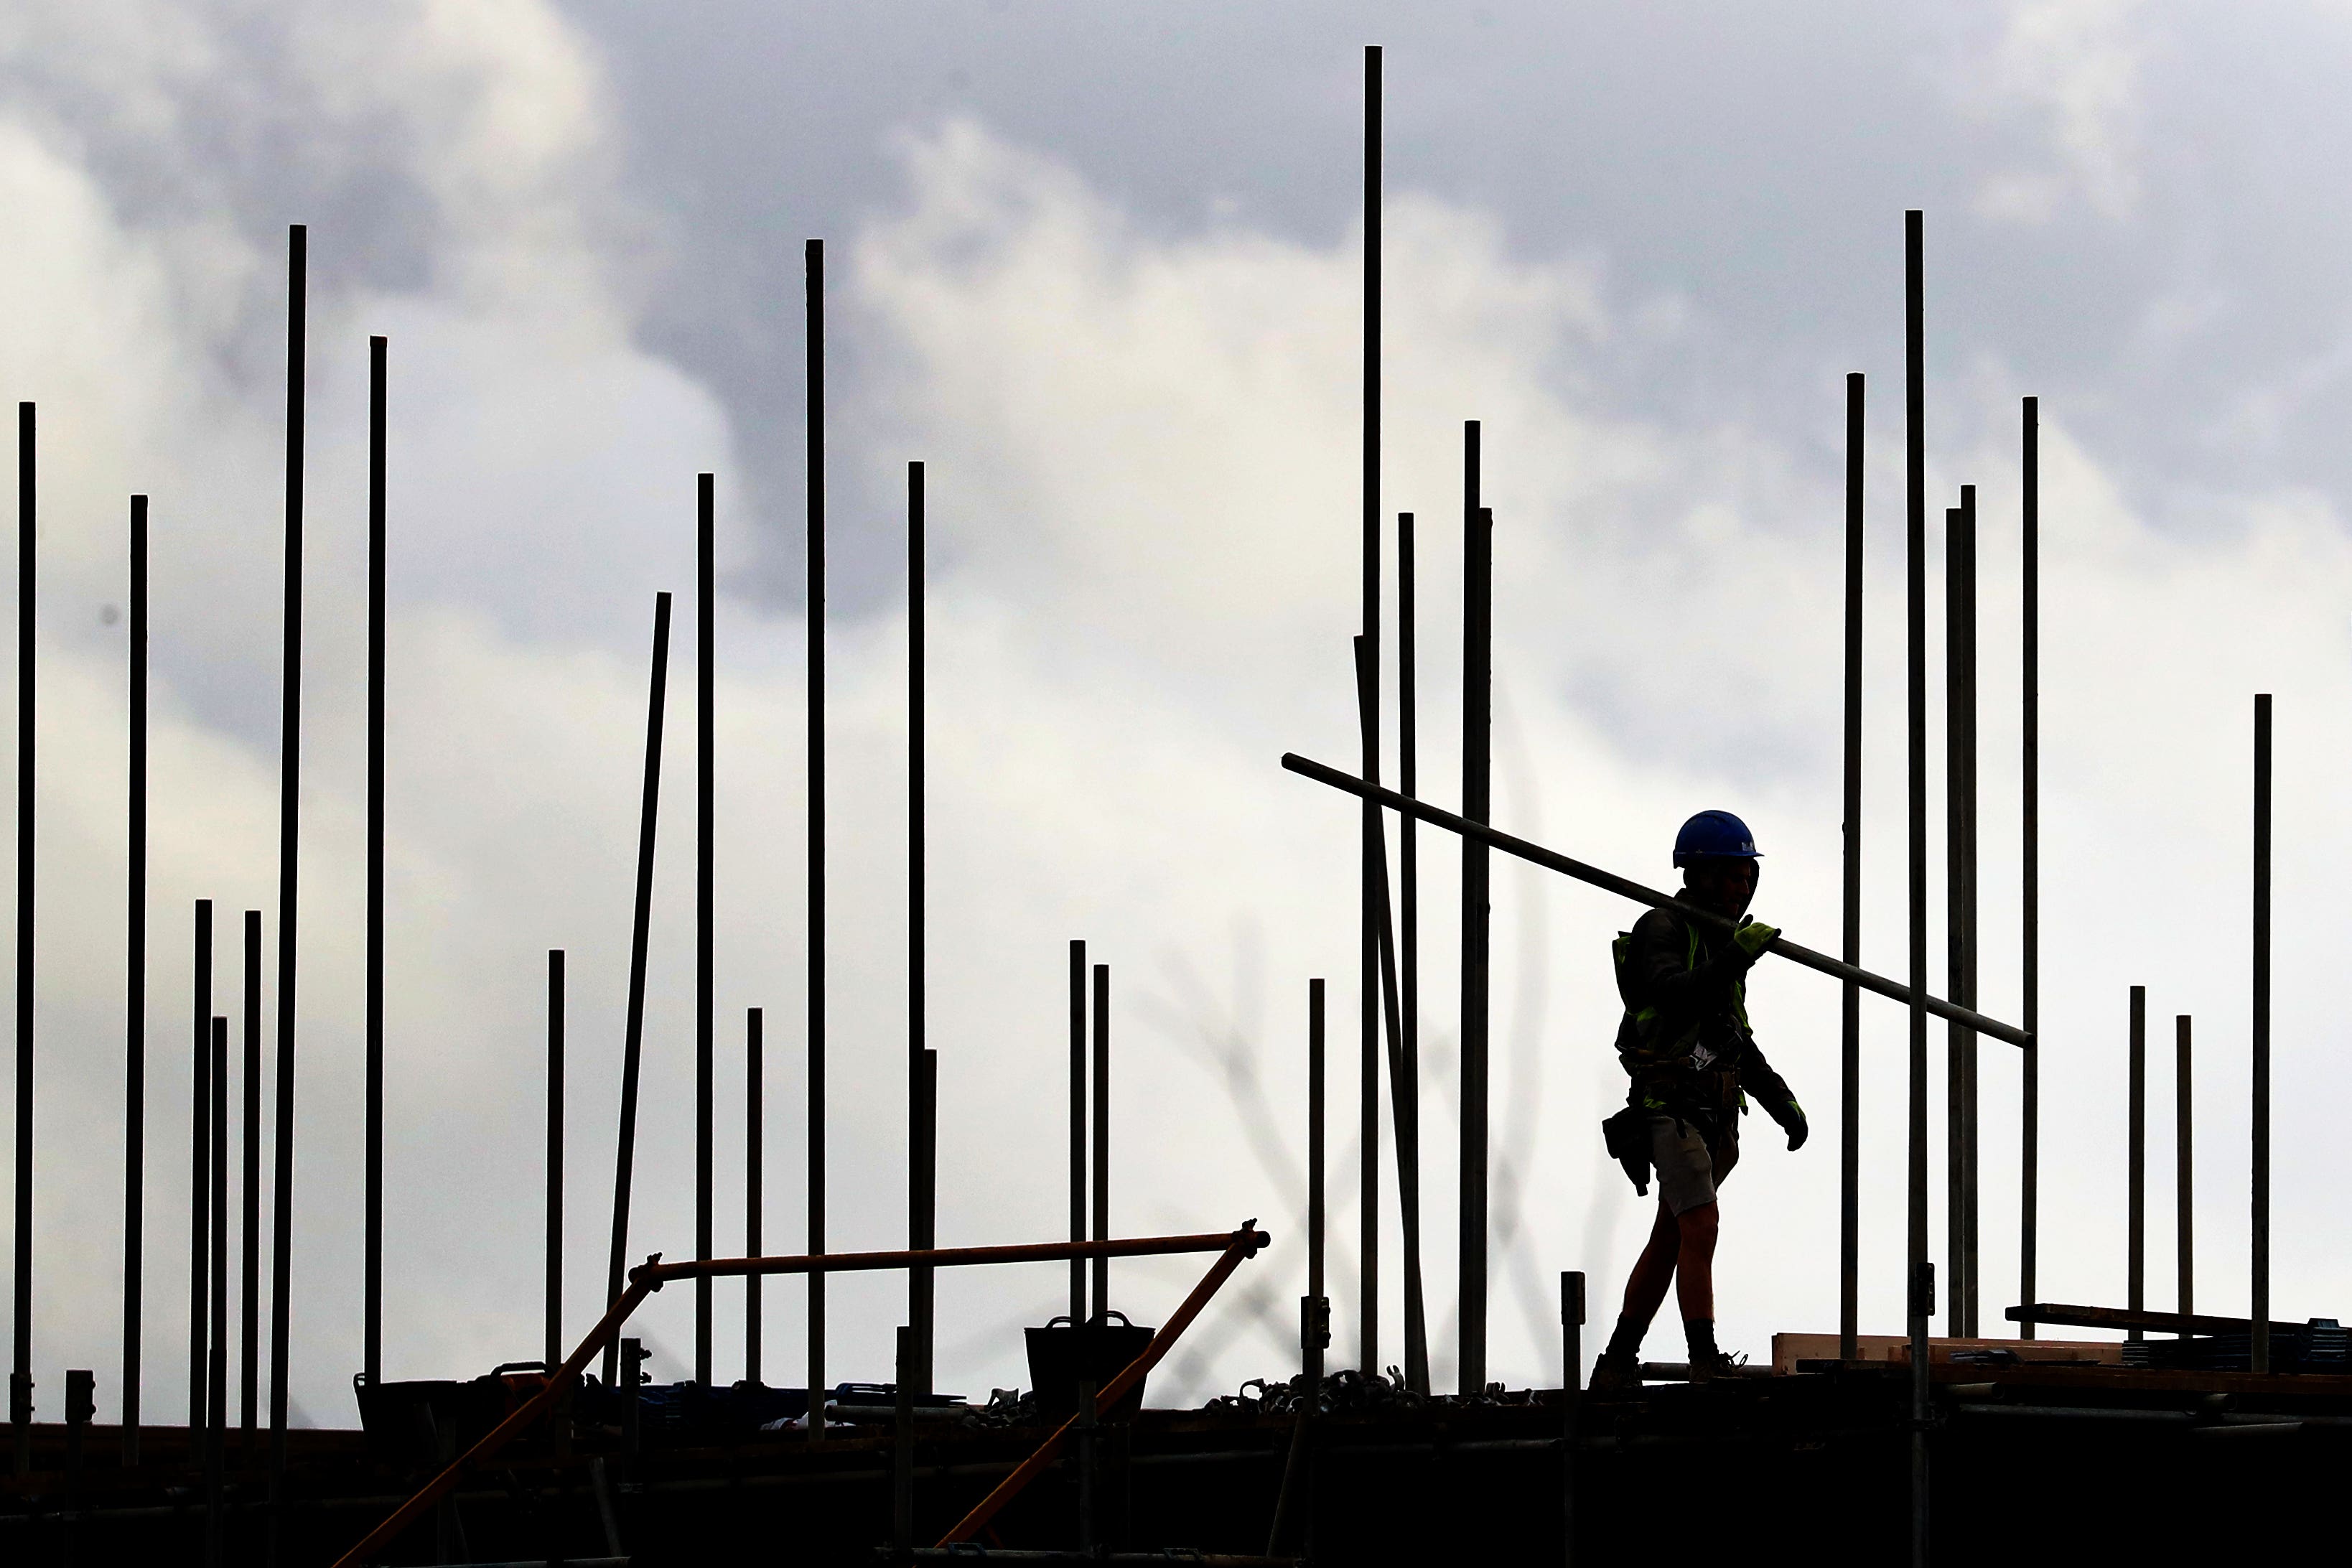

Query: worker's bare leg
[
  {"left": 1674, "top": 1201, "right": 1717, "bottom": 1320},
  {"left": 1616, "top": 1195, "right": 1682, "bottom": 1329},
  {"left": 1597, "top": 1198, "right": 1722, "bottom": 1385}
]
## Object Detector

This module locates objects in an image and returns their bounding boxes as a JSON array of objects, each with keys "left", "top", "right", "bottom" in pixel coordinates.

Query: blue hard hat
[{"left": 1673, "top": 809, "right": 1761, "bottom": 867}]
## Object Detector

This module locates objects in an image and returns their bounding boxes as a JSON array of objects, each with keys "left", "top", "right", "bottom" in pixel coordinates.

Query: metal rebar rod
[
  {"left": 913, "top": 1047, "right": 936, "bottom": 1395},
  {"left": 745, "top": 1006, "right": 762, "bottom": 1384},
  {"left": 696, "top": 472, "right": 715, "bottom": 1389},
  {"left": 893, "top": 1325, "right": 915, "bottom": 1551},
  {"left": 9, "top": 400, "right": 29, "bottom": 1475},
  {"left": 1461, "top": 439, "right": 1490, "bottom": 1396},
  {"left": 1959, "top": 483, "right": 1980, "bottom": 1338},
  {"left": 241, "top": 912, "right": 260, "bottom": 1455},
  {"left": 190, "top": 898, "right": 212, "bottom": 1432},
  {"left": 123, "top": 493, "right": 147, "bottom": 1466},
  {"left": 2176, "top": 1014, "right": 2193, "bottom": 1330},
  {"left": 1092, "top": 964, "right": 1111, "bottom": 1317},
  {"left": 600, "top": 591, "right": 671, "bottom": 1386},
  {"left": 205, "top": 1015, "right": 228, "bottom": 1563},
  {"left": 1396, "top": 512, "right": 1427, "bottom": 1396},
  {"left": 2128, "top": 985, "right": 2145, "bottom": 1340},
  {"left": 909, "top": 459, "right": 933, "bottom": 1392},
  {"left": 2251, "top": 693, "right": 2270, "bottom": 1375},
  {"left": 1360, "top": 37, "right": 1383, "bottom": 1391},
  {"left": 1945, "top": 501, "right": 1966, "bottom": 1342},
  {"left": 1309, "top": 977, "right": 1325, "bottom": 1366},
  {"left": 2020, "top": 394, "right": 2040, "bottom": 1341},
  {"left": 364, "top": 333, "right": 386, "bottom": 1393},
  {"left": 1839, "top": 373, "right": 1863, "bottom": 1364},
  {"left": 1352, "top": 635, "right": 1426, "bottom": 1396},
  {"left": 1282, "top": 755, "right": 2026, "bottom": 1045},
  {"left": 267, "top": 223, "right": 307, "bottom": 1565},
  {"left": 1070, "top": 939, "right": 1086, "bottom": 1324},
  {"left": 806, "top": 235, "right": 828, "bottom": 1442},
  {"left": 547, "top": 950, "right": 564, "bottom": 1370},
  {"left": 1560, "top": 1270, "right": 1584, "bottom": 1568},
  {"left": 1903, "top": 207, "right": 1930, "bottom": 1568}
]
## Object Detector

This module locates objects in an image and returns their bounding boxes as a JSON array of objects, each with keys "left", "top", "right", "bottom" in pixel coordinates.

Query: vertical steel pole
[
  {"left": 745, "top": 1007, "right": 762, "bottom": 1384},
  {"left": 1461, "top": 441, "right": 1492, "bottom": 1395},
  {"left": 2175, "top": 1015, "right": 2193, "bottom": 1327},
  {"left": 123, "top": 494, "right": 147, "bottom": 1465},
  {"left": 1359, "top": 42, "right": 1383, "bottom": 1383},
  {"left": 601, "top": 592, "right": 672, "bottom": 1384},
  {"left": 266, "top": 224, "right": 307, "bottom": 1564},
  {"left": 908, "top": 459, "right": 934, "bottom": 1393},
  {"left": 1310, "top": 977, "right": 1326, "bottom": 1378},
  {"left": 892, "top": 1325, "right": 915, "bottom": 1551},
  {"left": 190, "top": 899, "right": 212, "bottom": 1432},
  {"left": 1396, "top": 512, "right": 1428, "bottom": 1394},
  {"left": 9, "top": 400, "right": 29, "bottom": 1475},
  {"left": 205, "top": 1016, "right": 227, "bottom": 1564},
  {"left": 2127, "top": 985, "right": 2145, "bottom": 1340},
  {"left": 1840, "top": 374, "right": 1864, "bottom": 1364},
  {"left": 696, "top": 472, "right": 715, "bottom": 1389},
  {"left": 1560, "top": 1271, "right": 1584, "bottom": 1568},
  {"left": 1091, "top": 963, "right": 1111, "bottom": 1317},
  {"left": 241, "top": 912, "right": 260, "bottom": 1455},
  {"left": 1069, "top": 939, "right": 1086, "bottom": 1323},
  {"left": 806, "top": 236, "right": 829, "bottom": 1440},
  {"left": 2251, "top": 694, "right": 2271, "bottom": 1374},
  {"left": 2020, "top": 396, "right": 2039, "bottom": 1340},
  {"left": 546, "top": 951, "right": 564, "bottom": 1370},
  {"left": 1959, "top": 484, "right": 1980, "bottom": 1339},
  {"left": 207, "top": 1020, "right": 228, "bottom": 1568},
  {"left": 1944, "top": 502, "right": 1965, "bottom": 1343},
  {"left": 1903, "top": 207, "right": 1931, "bottom": 1567},
  {"left": 364, "top": 333, "right": 386, "bottom": 1393}
]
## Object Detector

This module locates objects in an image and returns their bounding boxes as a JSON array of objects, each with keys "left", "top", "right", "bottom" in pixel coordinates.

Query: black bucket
[
  {"left": 354, "top": 1362, "right": 553, "bottom": 1466},
  {"left": 1025, "top": 1312, "right": 1154, "bottom": 1422}
]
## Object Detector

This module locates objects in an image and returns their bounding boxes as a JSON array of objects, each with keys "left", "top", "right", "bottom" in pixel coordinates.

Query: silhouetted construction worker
[{"left": 1591, "top": 810, "right": 1807, "bottom": 1388}]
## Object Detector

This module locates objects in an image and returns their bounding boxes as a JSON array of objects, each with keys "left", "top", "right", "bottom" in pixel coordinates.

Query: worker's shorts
[{"left": 1649, "top": 1116, "right": 1738, "bottom": 1217}]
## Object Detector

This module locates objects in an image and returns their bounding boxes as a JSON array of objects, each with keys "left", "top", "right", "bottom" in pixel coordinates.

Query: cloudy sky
[{"left": 3, "top": 1, "right": 2348, "bottom": 1428}]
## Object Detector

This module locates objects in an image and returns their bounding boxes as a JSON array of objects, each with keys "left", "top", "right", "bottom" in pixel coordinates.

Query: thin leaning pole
[
  {"left": 2175, "top": 1014, "right": 2193, "bottom": 1329},
  {"left": 1903, "top": 207, "right": 1931, "bottom": 1568},
  {"left": 2127, "top": 986, "right": 2145, "bottom": 1340},
  {"left": 363, "top": 332, "right": 387, "bottom": 1391},
  {"left": 2020, "top": 396, "right": 2040, "bottom": 1340},
  {"left": 600, "top": 592, "right": 672, "bottom": 1386},
  {"left": 696, "top": 470, "right": 714, "bottom": 1389},
  {"left": 1394, "top": 512, "right": 1429, "bottom": 1395},
  {"left": 806, "top": 235, "right": 829, "bottom": 1439},
  {"left": 2251, "top": 694, "right": 2271, "bottom": 1375},
  {"left": 1358, "top": 40, "right": 1383, "bottom": 1383},
  {"left": 123, "top": 493, "right": 148, "bottom": 1465},
  {"left": 1839, "top": 373, "right": 1864, "bottom": 1363},
  {"left": 9, "top": 400, "right": 31, "bottom": 1475},
  {"left": 266, "top": 223, "right": 307, "bottom": 1565},
  {"left": 908, "top": 459, "right": 934, "bottom": 1392}
]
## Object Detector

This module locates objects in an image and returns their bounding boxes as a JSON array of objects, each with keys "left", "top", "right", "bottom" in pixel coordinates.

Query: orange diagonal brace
[{"left": 937, "top": 1223, "right": 1269, "bottom": 1546}]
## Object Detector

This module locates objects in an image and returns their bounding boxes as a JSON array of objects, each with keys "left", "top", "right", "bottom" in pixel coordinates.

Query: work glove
[
  {"left": 1773, "top": 1098, "right": 1809, "bottom": 1152},
  {"left": 1730, "top": 918, "right": 1781, "bottom": 961}
]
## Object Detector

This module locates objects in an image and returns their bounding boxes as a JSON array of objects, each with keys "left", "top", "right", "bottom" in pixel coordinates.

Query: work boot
[
  {"left": 1590, "top": 1348, "right": 1640, "bottom": 1392},
  {"left": 1683, "top": 1318, "right": 1733, "bottom": 1383},
  {"left": 1590, "top": 1315, "right": 1646, "bottom": 1392}
]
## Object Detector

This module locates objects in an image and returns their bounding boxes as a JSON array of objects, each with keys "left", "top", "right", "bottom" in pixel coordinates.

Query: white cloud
[{"left": 1972, "top": 0, "right": 2150, "bottom": 223}]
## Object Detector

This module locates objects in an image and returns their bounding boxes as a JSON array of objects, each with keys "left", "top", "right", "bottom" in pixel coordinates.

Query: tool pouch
[{"left": 1600, "top": 1106, "right": 1651, "bottom": 1197}]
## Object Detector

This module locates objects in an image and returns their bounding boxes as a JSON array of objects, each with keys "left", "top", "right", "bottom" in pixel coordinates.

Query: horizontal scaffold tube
[{"left": 1281, "top": 752, "right": 2029, "bottom": 1050}]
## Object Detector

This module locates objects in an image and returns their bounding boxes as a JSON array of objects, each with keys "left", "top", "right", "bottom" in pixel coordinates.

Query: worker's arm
[{"left": 1738, "top": 1040, "right": 1808, "bottom": 1151}]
